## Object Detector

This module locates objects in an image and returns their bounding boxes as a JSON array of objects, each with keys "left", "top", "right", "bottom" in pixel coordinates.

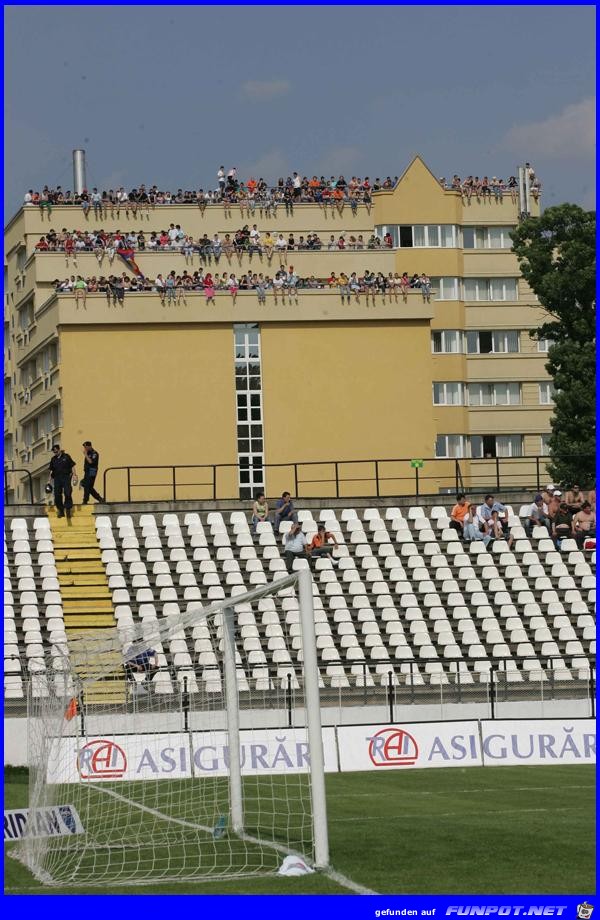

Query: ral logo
[
  {"left": 368, "top": 727, "right": 419, "bottom": 767},
  {"left": 577, "top": 904, "right": 593, "bottom": 920},
  {"left": 78, "top": 739, "right": 127, "bottom": 779}
]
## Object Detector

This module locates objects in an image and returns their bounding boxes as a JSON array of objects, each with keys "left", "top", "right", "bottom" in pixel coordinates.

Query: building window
[
  {"left": 537, "top": 338, "right": 550, "bottom": 353},
  {"left": 433, "top": 382, "right": 464, "bottom": 406},
  {"left": 539, "top": 382, "right": 555, "bottom": 405},
  {"left": 374, "top": 225, "right": 459, "bottom": 248},
  {"left": 234, "top": 323, "right": 264, "bottom": 501},
  {"left": 435, "top": 434, "right": 468, "bottom": 458},
  {"left": 463, "top": 278, "right": 518, "bottom": 301},
  {"left": 540, "top": 434, "right": 551, "bottom": 456},
  {"left": 463, "top": 226, "right": 515, "bottom": 249},
  {"left": 431, "top": 277, "right": 460, "bottom": 301},
  {"left": 470, "top": 434, "right": 524, "bottom": 458},
  {"left": 468, "top": 382, "right": 521, "bottom": 406},
  {"left": 18, "top": 301, "right": 34, "bottom": 330},
  {"left": 466, "top": 330, "right": 520, "bottom": 354},
  {"left": 431, "top": 330, "right": 464, "bottom": 354}
]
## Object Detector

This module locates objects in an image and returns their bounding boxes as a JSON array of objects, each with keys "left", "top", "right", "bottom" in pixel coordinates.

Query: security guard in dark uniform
[
  {"left": 48, "top": 445, "right": 76, "bottom": 518},
  {"left": 81, "top": 440, "right": 104, "bottom": 504}
]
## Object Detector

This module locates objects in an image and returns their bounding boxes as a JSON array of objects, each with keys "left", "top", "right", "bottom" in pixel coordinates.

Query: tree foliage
[{"left": 511, "top": 204, "right": 596, "bottom": 487}]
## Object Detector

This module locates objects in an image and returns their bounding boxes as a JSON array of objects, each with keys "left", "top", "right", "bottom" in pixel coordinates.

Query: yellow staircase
[{"left": 48, "top": 504, "right": 126, "bottom": 705}]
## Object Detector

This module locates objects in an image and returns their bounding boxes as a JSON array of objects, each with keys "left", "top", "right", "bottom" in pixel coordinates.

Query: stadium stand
[{"left": 5, "top": 501, "right": 594, "bottom": 702}]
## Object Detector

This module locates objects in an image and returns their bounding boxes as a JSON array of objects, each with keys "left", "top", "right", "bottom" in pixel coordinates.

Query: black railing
[
  {"left": 4, "top": 468, "right": 34, "bottom": 505},
  {"left": 101, "top": 455, "right": 580, "bottom": 503}
]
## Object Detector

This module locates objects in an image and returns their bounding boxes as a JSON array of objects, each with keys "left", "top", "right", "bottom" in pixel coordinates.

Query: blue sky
[{"left": 4, "top": 5, "right": 596, "bottom": 220}]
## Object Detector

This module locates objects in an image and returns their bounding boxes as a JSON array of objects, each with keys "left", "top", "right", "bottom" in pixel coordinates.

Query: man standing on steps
[
  {"left": 81, "top": 440, "right": 104, "bottom": 504},
  {"left": 48, "top": 444, "right": 76, "bottom": 519}
]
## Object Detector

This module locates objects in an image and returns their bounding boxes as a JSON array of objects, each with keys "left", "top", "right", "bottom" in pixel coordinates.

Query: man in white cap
[{"left": 542, "top": 483, "right": 556, "bottom": 506}]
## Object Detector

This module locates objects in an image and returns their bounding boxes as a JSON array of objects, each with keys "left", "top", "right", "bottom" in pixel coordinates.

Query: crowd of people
[
  {"left": 24, "top": 163, "right": 541, "bottom": 218},
  {"left": 36, "top": 227, "right": 398, "bottom": 261},
  {"left": 450, "top": 484, "right": 596, "bottom": 551},
  {"left": 53, "top": 268, "right": 434, "bottom": 306}
]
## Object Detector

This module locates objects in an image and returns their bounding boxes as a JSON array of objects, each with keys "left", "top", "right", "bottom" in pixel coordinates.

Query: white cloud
[
  {"left": 502, "top": 98, "right": 595, "bottom": 159},
  {"left": 241, "top": 80, "right": 290, "bottom": 102}
]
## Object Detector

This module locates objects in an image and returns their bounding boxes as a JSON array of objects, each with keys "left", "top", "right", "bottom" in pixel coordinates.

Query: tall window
[
  {"left": 537, "top": 338, "right": 550, "bottom": 353},
  {"left": 540, "top": 434, "right": 551, "bottom": 456},
  {"left": 539, "top": 382, "right": 556, "bottom": 405},
  {"left": 430, "top": 277, "right": 460, "bottom": 301},
  {"left": 234, "top": 324, "right": 265, "bottom": 501},
  {"left": 374, "top": 225, "right": 459, "bottom": 248}
]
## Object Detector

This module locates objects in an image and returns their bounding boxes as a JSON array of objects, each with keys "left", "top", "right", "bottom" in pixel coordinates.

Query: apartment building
[{"left": 4, "top": 156, "right": 550, "bottom": 502}]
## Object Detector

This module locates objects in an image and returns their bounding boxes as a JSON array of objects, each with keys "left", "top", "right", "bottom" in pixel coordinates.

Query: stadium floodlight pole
[
  {"left": 298, "top": 566, "right": 330, "bottom": 869},
  {"left": 223, "top": 605, "right": 243, "bottom": 834}
]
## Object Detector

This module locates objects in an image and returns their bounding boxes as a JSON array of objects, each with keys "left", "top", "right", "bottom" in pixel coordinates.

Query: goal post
[{"left": 16, "top": 569, "right": 330, "bottom": 887}]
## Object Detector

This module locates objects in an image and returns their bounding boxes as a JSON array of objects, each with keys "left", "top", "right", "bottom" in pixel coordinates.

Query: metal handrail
[{"left": 101, "top": 454, "right": 592, "bottom": 503}]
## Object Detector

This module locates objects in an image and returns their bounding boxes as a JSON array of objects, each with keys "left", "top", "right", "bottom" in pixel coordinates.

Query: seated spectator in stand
[
  {"left": 490, "top": 509, "right": 514, "bottom": 548},
  {"left": 284, "top": 522, "right": 308, "bottom": 573},
  {"left": 588, "top": 485, "right": 596, "bottom": 513},
  {"left": 525, "top": 494, "right": 551, "bottom": 537},
  {"left": 463, "top": 503, "right": 491, "bottom": 547},
  {"left": 274, "top": 491, "right": 298, "bottom": 530},
  {"left": 251, "top": 491, "right": 269, "bottom": 533},
  {"left": 547, "top": 488, "right": 562, "bottom": 522},
  {"left": 551, "top": 501, "right": 573, "bottom": 548},
  {"left": 309, "top": 524, "right": 339, "bottom": 565},
  {"left": 541, "top": 483, "right": 556, "bottom": 507},
  {"left": 125, "top": 646, "right": 158, "bottom": 693},
  {"left": 566, "top": 484, "right": 586, "bottom": 513},
  {"left": 573, "top": 501, "right": 596, "bottom": 548},
  {"left": 449, "top": 493, "right": 470, "bottom": 536}
]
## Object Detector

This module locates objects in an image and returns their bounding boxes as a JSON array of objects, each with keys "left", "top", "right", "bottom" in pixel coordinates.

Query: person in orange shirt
[
  {"left": 247, "top": 177, "right": 257, "bottom": 195},
  {"left": 449, "top": 493, "right": 470, "bottom": 536},
  {"left": 309, "top": 524, "right": 339, "bottom": 565}
]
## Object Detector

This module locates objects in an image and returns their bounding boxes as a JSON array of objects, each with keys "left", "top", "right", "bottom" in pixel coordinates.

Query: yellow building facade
[{"left": 4, "top": 157, "right": 551, "bottom": 503}]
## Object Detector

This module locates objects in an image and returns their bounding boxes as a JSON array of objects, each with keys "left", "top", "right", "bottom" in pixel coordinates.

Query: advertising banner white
[
  {"left": 48, "top": 728, "right": 338, "bottom": 783},
  {"left": 337, "top": 721, "right": 482, "bottom": 772},
  {"left": 4, "top": 805, "right": 84, "bottom": 841},
  {"left": 480, "top": 719, "right": 596, "bottom": 766}
]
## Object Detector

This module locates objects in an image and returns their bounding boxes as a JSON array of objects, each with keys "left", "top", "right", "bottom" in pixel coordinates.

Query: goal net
[{"left": 17, "top": 569, "right": 329, "bottom": 887}]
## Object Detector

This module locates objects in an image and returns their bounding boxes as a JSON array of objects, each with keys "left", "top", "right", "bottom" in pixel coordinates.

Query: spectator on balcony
[
  {"left": 203, "top": 272, "right": 216, "bottom": 305},
  {"left": 363, "top": 270, "right": 376, "bottom": 306},
  {"left": 272, "top": 270, "right": 285, "bottom": 304},
  {"left": 551, "top": 501, "right": 573, "bottom": 548},
  {"left": 420, "top": 273, "right": 432, "bottom": 303},
  {"left": 573, "top": 502, "right": 596, "bottom": 548},
  {"left": 73, "top": 275, "right": 87, "bottom": 308},
  {"left": 383, "top": 232, "right": 393, "bottom": 248},
  {"left": 285, "top": 266, "right": 299, "bottom": 304},
  {"left": 566, "top": 484, "right": 586, "bottom": 513},
  {"left": 525, "top": 494, "right": 551, "bottom": 537},
  {"left": 228, "top": 273, "right": 239, "bottom": 304},
  {"left": 450, "top": 493, "right": 470, "bottom": 536},
  {"left": 399, "top": 272, "right": 410, "bottom": 301},
  {"left": 349, "top": 272, "right": 361, "bottom": 301},
  {"left": 256, "top": 273, "right": 268, "bottom": 305},
  {"left": 275, "top": 491, "right": 298, "bottom": 530},
  {"left": 338, "top": 272, "right": 351, "bottom": 305}
]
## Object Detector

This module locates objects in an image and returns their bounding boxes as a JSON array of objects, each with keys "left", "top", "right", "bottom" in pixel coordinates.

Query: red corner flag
[{"left": 64, "top": 697, "right": 78, "bottom": 721}]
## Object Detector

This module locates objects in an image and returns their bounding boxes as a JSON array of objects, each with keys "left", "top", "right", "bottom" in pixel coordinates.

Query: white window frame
[
  {"left": 432, "top": 382, "right": 465, "bottom": 406},
  {"left": 463, "top": 226, "right": 515, "bottom": 249},
  {"left": 431, "top": 277, "right": 459, "bottom": 301},
  {"left": 540, "top": 434, "right": 551, "bottom": 456},
  {"left": 468, "top": 382, "right": 521, "bottom": 407},
  {"left": 537, "top": 338, "right": 550, "bottom": 353},
  {"left": 463, "top": 278, "right": 518, "bottom": 301},
  {"left": 431, "top": 330, "right": 464, "bottom": 354},
  {"left": 435, "top": 434, "right": 468, "bottom": 459},
  {"left": 539, "top": 381, "right": 555, "bottom": 405},
  {"left": 234, "top": 324, "right": 265, "bottom": 497}
]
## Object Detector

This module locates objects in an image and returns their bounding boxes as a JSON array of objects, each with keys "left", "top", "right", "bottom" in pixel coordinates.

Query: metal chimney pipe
[
  {"left": 73, "top": 149, "right": 87, "bottom": 195},
  {"left": 517, "top": 166, "right": 526, "bottom": 218}
]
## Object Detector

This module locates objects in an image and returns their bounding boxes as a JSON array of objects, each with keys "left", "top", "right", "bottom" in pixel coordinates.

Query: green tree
[{"left": 511, "top": 203, "right": 596, "bottom": 487}]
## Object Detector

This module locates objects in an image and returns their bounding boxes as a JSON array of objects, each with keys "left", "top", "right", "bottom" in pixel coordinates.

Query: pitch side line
[
  {"left": 327, "top": 784, "right": 594, "bottom": 798},
  {"left": 330, "top": 805, "right": 588, "bottom": 822}
]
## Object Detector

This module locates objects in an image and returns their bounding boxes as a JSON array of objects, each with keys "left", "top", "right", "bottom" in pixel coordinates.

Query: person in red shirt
[{"left": 309, "top": 525, "right": 339, "bottom": 566}]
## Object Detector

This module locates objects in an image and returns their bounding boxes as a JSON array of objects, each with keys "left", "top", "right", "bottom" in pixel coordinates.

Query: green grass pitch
[{"left": 4, "top": 765, "right": 594, "bottom": 894}]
